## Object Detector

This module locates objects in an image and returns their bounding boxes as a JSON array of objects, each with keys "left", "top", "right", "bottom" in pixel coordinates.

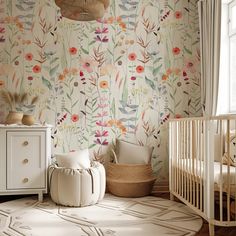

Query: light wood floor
[{"left": 1, "top": 193, "right": 236, "bottom": 235}]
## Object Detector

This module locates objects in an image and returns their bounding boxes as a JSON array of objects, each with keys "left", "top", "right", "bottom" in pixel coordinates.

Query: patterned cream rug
[{"left": 0, "top": 194, "right": 202, "bottom": 236}]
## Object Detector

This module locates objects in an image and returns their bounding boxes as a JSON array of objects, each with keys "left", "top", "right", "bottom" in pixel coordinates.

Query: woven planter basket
[{"left": 106, "top": 162, "right": 156, "bottom": 197}]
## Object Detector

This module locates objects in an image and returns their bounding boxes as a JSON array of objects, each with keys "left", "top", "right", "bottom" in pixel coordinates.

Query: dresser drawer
[{"left": 6, "top": 131, "right": 46, "bottom": 189}]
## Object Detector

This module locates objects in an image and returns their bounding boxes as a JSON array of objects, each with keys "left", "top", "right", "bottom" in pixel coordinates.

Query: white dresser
[{"left": 0, "top": 125, "right": 51, "bottom": 201}]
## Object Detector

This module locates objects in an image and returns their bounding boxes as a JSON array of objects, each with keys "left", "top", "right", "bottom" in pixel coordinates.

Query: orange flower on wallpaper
[
  {"left": 162, "top": 74, "right": 168, "bottom": 80},
  {"left": 58, "top": 74, "right": 65, "bottom": 81},
  {"left": 71, "top": 114, "right": 79, "bottom": 122},
  {"left": 128, "top": 53, "right": 137, "bottom": 61},
  {"left": 69, "top": 47, "right": 77, "bottom": 55},
  {"left": 0, "top": 80, "right": 5, "bottom": 88},
  {"left": 136, "top": 65, "right": 144, "bottom": 73},
  {"left": 32, "top": 65, "right": 41, "bottom": 73},
  {"left": 175, "top": 11, "right": 182, "bottom": 19},
  {"left": 4, "top": 16, "right": 23, "bottom": 31},
  {"left": 70, "top": 67, "right": 78, "bottom": 75},
  {"left": 25, "top": 53, "right": 33, "bottom": 61},
  {"left": 99, "top": 80, "right": 108, "bottom": 89},
  {"left": 107, "top": 119, "right": 127, "bottom": 134},
  {"left": 172, "top": 47, "right": 181, "bottom": 55}
]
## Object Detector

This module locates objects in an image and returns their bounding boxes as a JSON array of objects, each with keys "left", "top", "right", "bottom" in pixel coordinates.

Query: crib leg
[
  {"left": 208, "top": 223, "right": 214, "bottom": 236},
  {"left": 170, "top": 192, "right": 174, "bottom": 201}
]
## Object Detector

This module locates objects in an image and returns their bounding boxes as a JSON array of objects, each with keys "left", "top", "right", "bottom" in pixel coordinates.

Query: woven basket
[{"left": 106, "top": 162, "right": 156, "bottom": 197}]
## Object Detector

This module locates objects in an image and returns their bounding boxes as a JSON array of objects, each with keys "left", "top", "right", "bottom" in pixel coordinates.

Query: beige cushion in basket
[
  {"left": 55, "top": 149, "right": 91, "bottom": 169},
  {"left": 49, "top": 161, "right": 106, "bottom": 207},
  {"left": 115, "top": 139, "right": 154, "bottom": 164}
]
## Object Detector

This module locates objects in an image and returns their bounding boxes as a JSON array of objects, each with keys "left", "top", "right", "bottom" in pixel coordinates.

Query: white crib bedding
[{"left": 174, "top": 159, "right": 236, "bottom": 190}]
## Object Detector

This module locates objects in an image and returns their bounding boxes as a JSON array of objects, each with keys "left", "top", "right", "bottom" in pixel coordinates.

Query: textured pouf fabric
[{"left": 49, "top": 161, "right": 106, "bottom": 207}]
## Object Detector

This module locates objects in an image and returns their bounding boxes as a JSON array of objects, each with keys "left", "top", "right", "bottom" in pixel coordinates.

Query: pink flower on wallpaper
[
  {"left": 184, "top": 58, "right": 197, "bottom": 73},
  {"left": 80, "top": 57, "right": 98, "bottom": 73},
  {"left": 136, "top": 65, "right": 144, "bottom": 73},
  {"left": 0, "top": 27, "right": 5, "bottom": 33},
  {"left": 98, "top": 103, "right": 108, "bottom": 109},
  {"left": 96, "top": 121, "right": 108, "bottom": 127},
  {"left": 95, "top": 130, "right": 109, "bottom": 137},
  {"left": 96, "top": 111, "right": 108, "bottom": 118},
  {"left": 172, "top": 47, "right": 180, "bottom": 55},
  {"left": 32, "top": 65, "right": 41, "bottom": 73},
  {"left": 95, "top": 35, "right": 109, "bottom": 43},
  {"left": 128, "top": 53, "right": 137, "bottom": 61},
  {"left": 175, "top": 11, "right": 182, "bottom": 19},
  {"left": 95, "top": 27, "right": 108, "bottom": 34},
  {"left": 69, "top": 47, "right": 77, "bottom": 55},
  {"left": 71, "top": 114, "right": 79, "bottom": 122},
  {"left": 25, "top": 53, "right": 33, "bottom": 61},
  {"left": 95, "top": 138, "right": 109, "bottom": 145}
]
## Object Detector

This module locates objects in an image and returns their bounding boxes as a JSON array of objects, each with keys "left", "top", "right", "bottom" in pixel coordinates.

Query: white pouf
[{"left": 49, "top": 161, "right": 106, "bottom": 207}]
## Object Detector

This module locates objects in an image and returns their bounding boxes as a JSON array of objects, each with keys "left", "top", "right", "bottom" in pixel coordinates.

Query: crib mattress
[{"left": 173, "top": 159, "right": 236, "bottom": 189}]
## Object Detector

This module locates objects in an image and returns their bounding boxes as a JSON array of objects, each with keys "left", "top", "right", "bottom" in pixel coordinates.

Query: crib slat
[
  {"left": 226, "top": 119, "right": 230, "bottom": 222},
  {"left": 219, "top": 119, "right": 223, "bottom": 222}
]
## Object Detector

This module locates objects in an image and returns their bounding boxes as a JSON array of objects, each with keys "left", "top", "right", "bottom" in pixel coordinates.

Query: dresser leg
[{"left": 38, "top": 192, "right": 43, "bottom": 202}]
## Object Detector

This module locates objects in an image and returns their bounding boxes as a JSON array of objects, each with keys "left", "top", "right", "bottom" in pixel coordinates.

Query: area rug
[{"left": 0, "top": 194, "right": 202, "bottom": 236}]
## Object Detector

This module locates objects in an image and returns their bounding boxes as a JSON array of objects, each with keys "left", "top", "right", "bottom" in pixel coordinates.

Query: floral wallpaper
[{"left": 0, "top": 0, "right": 201, "bottom": 181}]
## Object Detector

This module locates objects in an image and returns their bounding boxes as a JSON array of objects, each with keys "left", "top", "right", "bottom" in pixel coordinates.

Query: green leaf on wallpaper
[
  {"left": 4, "top": 49, "right": 10, "bottom": 57},
  {"left": 154, "top": 57, "right": 162, "bottom": 64},
  {"left": 145, "top": 76, "right": 156, "bottom": 90},
  {"left": 64, "top": 107, "right": 71, "bottom": 115},
  {"left": 167, "top": 4, "right": 174, "bottom": 11},
  {"left": 184, "top": 46, "right": 192, "bottom": 55},
  {"left": 119, "top": 107, "right": 128, "bottom": 114},
  {"left": 175, "top": 100, "right": 181, "bottom": 107},
  {"left": 89, "top": 143, "right": 96, "bottom": 149},
  {"left": 111, "top": 98, "right": 116, "bottom": 117},
  {"left": 50, "top": 57, "right": 59, "bottom": 65},
  {"left": 121, "top": 87, "right": 128, "bottom": 103},
  {"left": 89, "top": 40, "right": 96, "bottom": 46},
  {"left": 167, "top": 107, "right": 174, "bottom": 114},
  {"left": 115, "top": 55, "right": 122, "bottom": 62},
  {"left": 50, "top": 64, "right": 59, "bottom": 76},
  {"left": 11, "top": 55, "right": 19, "bottom": 63},
  {"left": 42, "top": 76, "right": 52, "bottom": 90},
  {"left": 153, "top": 64, "right": 162, "bottom": 76},
  {"left": 72, "top": 100, "right": 79, "bottom": 108},
  {"left": 66, "top": 93, "right": 71, "bottom": 100},
  {"left": 81, "top": 48, "right": 89, "bottom": 55}
]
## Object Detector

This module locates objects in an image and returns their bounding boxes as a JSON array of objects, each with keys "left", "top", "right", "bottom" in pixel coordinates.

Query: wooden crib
[{"left": 169, "top": 115, "right": 236, "bottom": 236}]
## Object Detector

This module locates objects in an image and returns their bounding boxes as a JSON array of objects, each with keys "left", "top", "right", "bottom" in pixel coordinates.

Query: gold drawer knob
[
  {"left": 22, "top": 178, "right": 29, "bottom": 183},
  {"left": 23, "top": 141, "right": 29, "bottom": 146},
  {"left": 23, "top": 159, "right": 29, "bottom": 164}
]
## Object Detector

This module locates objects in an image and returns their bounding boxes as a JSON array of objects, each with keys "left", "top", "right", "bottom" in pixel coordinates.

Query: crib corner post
[{"left": 208, "top": 222, "right": 215, "bottom": 236}]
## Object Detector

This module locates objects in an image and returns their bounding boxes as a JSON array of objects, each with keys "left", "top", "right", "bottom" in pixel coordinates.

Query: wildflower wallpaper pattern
[{"left": 0, "top": 0, "right": 201, "bottom": 180}]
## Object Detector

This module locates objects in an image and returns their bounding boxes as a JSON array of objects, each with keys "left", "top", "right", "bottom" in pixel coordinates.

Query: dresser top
[{"left": 0, "top": 123, "right": 53, "bottom": 128}]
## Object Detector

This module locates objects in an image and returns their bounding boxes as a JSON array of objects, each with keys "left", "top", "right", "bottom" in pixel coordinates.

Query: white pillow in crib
[
  {"left": 55, "top": 149, "right": 91, "bottom": 169},
  {"left": 115, "top": 139, "right": 154, "bottom": 164}
]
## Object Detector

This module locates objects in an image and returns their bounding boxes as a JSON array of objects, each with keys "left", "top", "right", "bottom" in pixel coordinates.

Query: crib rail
[{"left": 169, "top": 115, "right": 236, "bottom": 233}]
